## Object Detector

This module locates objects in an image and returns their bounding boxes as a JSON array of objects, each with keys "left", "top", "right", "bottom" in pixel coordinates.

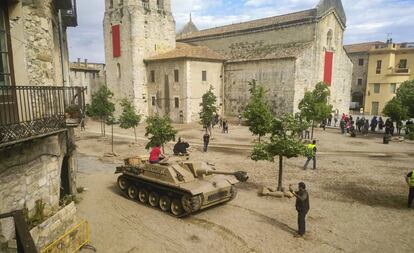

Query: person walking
[
  {"left": 334, "top": 114, "right": 338, "bottom": 127},
  {"left": 289, "top": 182, "right": 310, "bottom": 237},
  {"left": 238, "top": 114, "right": 242, "bottom": 126},
  {"left": 203, "top": 132, "right": 210, "bottom": 152},
  {"left": 363, "top": 119, "right": 370, "bottom": 136},
  {"left": 378, "top": 117, "right": 384, "bottom": 131},
  {"left": 406, "top": 169, "right": 414, "bottom": 208},
  {"left": 370, "top": 116, "right": 378, "bottom": 132},
  {"left": 304, "top": 140, "right": 317, "bottom": 170},
  {"left": 397, "top": 121, "right": 403, "bottom": 135}
]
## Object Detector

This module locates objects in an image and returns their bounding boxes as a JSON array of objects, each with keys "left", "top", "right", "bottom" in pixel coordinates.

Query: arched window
[{"left": 326, "top": 29, "right": 333, "bottom": 49}]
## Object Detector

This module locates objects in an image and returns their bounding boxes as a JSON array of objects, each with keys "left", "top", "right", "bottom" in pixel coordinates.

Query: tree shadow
[{"left": 323, "top": 182, "right": 407, "bottom": 209}]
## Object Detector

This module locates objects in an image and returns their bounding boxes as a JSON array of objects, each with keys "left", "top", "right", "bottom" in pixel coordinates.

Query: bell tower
[{"left": 103, "top": 0, "right": 176, "bottom": 116}]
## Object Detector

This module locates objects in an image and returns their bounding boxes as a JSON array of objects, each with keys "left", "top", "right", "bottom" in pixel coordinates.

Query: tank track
[{"left": 117, "top": 175, "right": 201, "bottom": 217}]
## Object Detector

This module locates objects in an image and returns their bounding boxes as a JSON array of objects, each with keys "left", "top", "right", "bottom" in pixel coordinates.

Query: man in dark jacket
[
  {"left": 203, "top": 133, "right": 210, "bottom": 152},
  {"left": 406, "top": 170, "right": 414, "bottom": 208},
  {"left": 173, "top": 137, "right": 190, "bottom": 155},
  {"left": 290, "top": 182, "right": 310, "bottom": 236}
]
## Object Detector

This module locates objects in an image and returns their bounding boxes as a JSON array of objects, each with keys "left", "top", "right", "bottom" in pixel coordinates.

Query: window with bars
[
  {"left": 174, "top": 69, "right": 179, "bottom": 82},
  {"left": 357, "top": 78, "right": 362, "bottom": 86},
  {"left": 150, "top": 70, "right": 155, "bottom": 83},
  {"left": 174, "top": 97, "right": 179, "bottom": 108},
  {"left": 358, "top": 59, "right": 364, "bottom": 66},
  {"left": 0, "top": 6, "right": 11, "bottom": 86}
]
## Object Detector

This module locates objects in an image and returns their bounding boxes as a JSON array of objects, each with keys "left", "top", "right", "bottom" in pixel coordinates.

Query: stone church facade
[{"left": 104, "top": 0, "right": 352, "bottom": 122}]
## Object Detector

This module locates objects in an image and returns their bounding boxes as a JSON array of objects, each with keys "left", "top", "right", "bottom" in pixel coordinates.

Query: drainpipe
[{"left": 58, "top": 9, "right": 66, "bottom": 87}]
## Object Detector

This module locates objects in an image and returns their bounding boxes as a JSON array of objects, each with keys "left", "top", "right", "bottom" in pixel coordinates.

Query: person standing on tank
[
  {"left": 290, "top": 182, "right": 310, "bottom": 237},
  {"left": 203, "top": 132, "right": 210, "bottom": 152}
]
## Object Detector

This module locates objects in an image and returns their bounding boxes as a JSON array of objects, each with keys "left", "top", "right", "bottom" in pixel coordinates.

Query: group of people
[
  {"left": 148, "top": 138, "right": 191, "bottom": 164},
  {"left": 334, "top": 113, "right": 413, "bottom": 137},
  {"left": 211, "top": 114, "right": 229, "bottom": 133}
]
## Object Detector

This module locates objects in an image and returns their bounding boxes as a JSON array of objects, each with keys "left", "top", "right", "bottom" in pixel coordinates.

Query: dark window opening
[
  {"left": 60, "top": 155, "right": 71, "bottom": 202},
  {"left": 376, "top": 60, "right": 382, "bottom": 74},
  {"left": 357, "top": 78, "right": 362, "bottom": 86},
  {"left": 202, "top": 70, "right": 207, "bottom": 81},
  {"left": 399, "top": 59, "right": 407, "bottom": 69},
  {"left": 151, "top": 96, "right": 156, "bottom": 106},
  {"left": 150, "top": 70, "right": 155, "bottom": 82},
  {"left": 174, "top": 69, "right": 179, "bottom": 82},
  {"left": 174, "top": 97, "right": 179, "bottom": 108},
  {"left": 358, "top": 59, "right": 364, "bottom": 66}
]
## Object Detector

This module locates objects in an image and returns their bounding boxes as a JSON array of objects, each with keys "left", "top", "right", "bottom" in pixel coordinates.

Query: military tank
[{"left": 115, "top": 156, "right": 248, "bottom": 217}]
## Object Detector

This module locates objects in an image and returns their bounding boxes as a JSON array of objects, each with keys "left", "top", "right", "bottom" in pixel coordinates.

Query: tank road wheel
[
  {"left": 138, "top": 189, "right": 149, "bottom": 203},
  {"left": 159, "top": 196, "right": 171, "bottom": 212},
  {"left": 148, "top": 192, "right": 160, "bottom": 207},
  {"left": 171, "top": 199, "right": 184, "bottom": 216},
  {"left": 127, "top": 185, "right": 138, "bottom": 199},
  {"left": 117, "top": 176, "right": 129, "bottom": 191}
]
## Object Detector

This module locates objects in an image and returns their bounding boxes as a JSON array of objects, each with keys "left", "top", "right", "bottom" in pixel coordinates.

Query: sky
[{"left": 67, "top": 0, "right": 414, "bottom": 63}]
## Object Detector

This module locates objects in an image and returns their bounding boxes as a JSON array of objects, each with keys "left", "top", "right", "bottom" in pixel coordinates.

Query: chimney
[
  {"left": 84, "top": 59, "right": 88, "bottom": 67},
  {"left": 77, "top": 58, "right": 81, "bottom": 65}
]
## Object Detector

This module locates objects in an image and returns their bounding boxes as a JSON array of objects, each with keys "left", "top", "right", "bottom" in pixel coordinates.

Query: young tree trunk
[
  {"left": 162, "top": 144, "right": 165, "bottom": 154},
  {"left": 134, "top": 127, "right": 137, "bottom": 143},
  {"left": 311, "top": 120, "right": 315, "bottom": 140},
  {"left": 277, "top": 155, "right": 283, "bottom": 191},
  {"left": 111, "top": 124, "right": 114, "bottom": 154},
  {"left": 258, "top": 135, "right": 261, "bottom": 143}
]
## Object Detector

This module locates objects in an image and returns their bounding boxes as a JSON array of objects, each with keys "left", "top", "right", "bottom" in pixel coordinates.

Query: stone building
[
  {"left": 103, "top": 0, "right": 176, "bottom": 116},
  {"left": 0, "top": 0, "right": 85, "bottom": 252},
  {"left": 364, "top": 41, "right": 414, "bottom": 115},
  {"left": 104, "top": 0, "right": 352, "bottom": 122},
  {"left": 144, "top": 42, "right": 225, "bottom": 122},
  {"left": 178, "top": 0, "right": 353, "bottom": 116},
  {"left": 344, "top": 41, "right": 384, "bottom": 110},
  {"left": 69, "top": 58, "right": 106, "bottom": 104}
]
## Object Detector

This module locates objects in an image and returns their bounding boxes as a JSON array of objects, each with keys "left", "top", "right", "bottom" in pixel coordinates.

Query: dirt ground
[{"left": 75, "top": 120, "right": 414, "bottom": 253}]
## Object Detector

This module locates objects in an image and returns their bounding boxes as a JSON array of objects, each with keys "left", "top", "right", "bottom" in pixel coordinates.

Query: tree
[
  {"left": 382, "top": 97, "right": 409, "bottom": 122},
  {"left": 298, "top": 82, "right": 333, "bottom": 139},
  {"left": 251, "top": 114, "right": 307, "bottom": 191},
  {"left": 199, "top": 86, "right": 217, "bottom": 134},
  {"left": 144, "top": 115, "right": 177, "bottom": 153},
  {"left": 86, "top": 86, "right": 115, "bottom": 136},
  {"left": 119, "top": 98, "right": 142, "bottom": 142},
  {"left": 395, "top": 80, "right": 414, "bottom": 118},
  {"left": 243, "top": 80, "right": 273, "bottom": 142}
]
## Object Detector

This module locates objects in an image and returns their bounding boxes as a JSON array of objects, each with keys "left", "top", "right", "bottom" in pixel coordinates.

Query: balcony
[
  {"left": 0, "top": 86, "right": 86, "bottom": 148},
  {"left": 387, "top": 67, "right": 411, "bottom": 76},
  {"left": 61, "top": 0, "right": 78, "bottom": 27}
]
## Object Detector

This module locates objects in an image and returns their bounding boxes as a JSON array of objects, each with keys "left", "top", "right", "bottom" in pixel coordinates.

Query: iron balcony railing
[{"left": 0, "top": 86, "right": 86, "bottom": 147}]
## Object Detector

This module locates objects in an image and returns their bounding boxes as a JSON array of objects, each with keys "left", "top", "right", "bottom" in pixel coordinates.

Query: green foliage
[
  {"left": 252, "top": 114, "right": 307, "bottom": 161},
  {"left": 86, "top": 86, "right": 115, "bottom": 120},
  {"left": 119, "top": 99, "right": 141, "bottom": 130},
  {"left": 199, "top": 86, "right": 218, "bottom": 129},
  {"left": 24, "top": 199, "right": 46, "bottom": 229},
  {"left": 243, "top": 80, "right": 273, "bottom": 141},
  {"left": 395, "top": 80, "right": 414, "bottom": 118},
  {"left": 145, "top": 115, "right": 177, "bottom": 150},
  {"left": 298, "top": 82, "right": 333, "bottom": 122},
  {"left": 251, "top": 114, "right": 307, "bottom": 190},
  {"left": 382, "top": 97, "right": 408, "bottom": 122}
]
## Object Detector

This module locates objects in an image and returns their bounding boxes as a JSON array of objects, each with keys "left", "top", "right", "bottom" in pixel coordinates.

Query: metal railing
[{"left": 0, "top": 85, "right": 85, "bottom": 147}]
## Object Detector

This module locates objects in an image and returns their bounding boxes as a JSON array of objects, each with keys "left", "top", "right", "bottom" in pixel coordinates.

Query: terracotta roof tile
[
  {"left": 144, "top": 43, "right": 226, "bottom": 62},
  {"left": 344, "top": 41, "right": 385, "bottom": 53}
]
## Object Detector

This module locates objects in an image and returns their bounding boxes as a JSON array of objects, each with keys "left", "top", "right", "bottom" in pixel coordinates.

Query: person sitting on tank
[
  {"left": 149, "top": 143, "right": 166, "bottom": 164},
  {"left": 173, "top": 137, "right": 190, "bottom": 156}
]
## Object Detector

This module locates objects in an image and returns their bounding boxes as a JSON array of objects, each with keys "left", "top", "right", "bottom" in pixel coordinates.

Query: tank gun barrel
[{"left": 197, "top": 169, "right": 249, "bottom": 182}]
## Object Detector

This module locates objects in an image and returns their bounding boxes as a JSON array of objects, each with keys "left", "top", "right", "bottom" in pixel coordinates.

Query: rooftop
[
  {"left": 144, "top": 43, "right": 226, "bottom": 62},
  {"left": 344, "top": 41, "right": 385, "bottom": 53},
  {"left": 176, "top": 9, "right": 317, "bottom": 41}
]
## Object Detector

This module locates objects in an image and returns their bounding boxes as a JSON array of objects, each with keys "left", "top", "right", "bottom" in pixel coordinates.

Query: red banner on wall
[
  {"left": 112, "top": 25, "right": 121, "bottom": 57},
  {"left": 324, "top": 51, "right": 333, "bottom": 86}
]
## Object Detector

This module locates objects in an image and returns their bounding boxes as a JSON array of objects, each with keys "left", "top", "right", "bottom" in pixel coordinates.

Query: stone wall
[
  {"left": 179, "top": 23, "right": 315, "bottom": 60},
  {"left": 8, "top": 0, "right": 69, "bottom": 86},
  {"left": 30, "top": 202, "right": 77, "bottom": 251},
  {"left": 0, "top": 131, "right": 77, "bottom": 250},
  {"left": 348, "top": 52, "right": 369, "bottom": 106},
  {"left": 104, "top": 0, "right": 176, "bottom": 116},
  {"left": 224, "top": 59, "right": 296, "bottom": 116}
]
